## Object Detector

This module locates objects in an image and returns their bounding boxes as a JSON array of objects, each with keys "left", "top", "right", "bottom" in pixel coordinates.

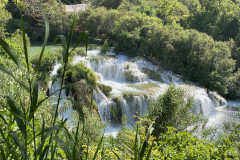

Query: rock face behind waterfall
[{"left": 69, "top": 80, "right": 93, "bottom": 107}]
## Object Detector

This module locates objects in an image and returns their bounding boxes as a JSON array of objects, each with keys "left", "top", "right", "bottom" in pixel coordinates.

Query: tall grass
[
  {"left": 0, "top": 5, "right": 158, "bottom": 159},
  {"left": 0, "top": 9, "right": 104, "bottom": 159}
]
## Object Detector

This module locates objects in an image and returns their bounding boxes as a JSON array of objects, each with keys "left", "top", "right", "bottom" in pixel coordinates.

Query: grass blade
[
  {"left": 134, "top": 125, "right": 139, "bottom": 160},
  {"left": 92, "top": 135, "right": 104, "bottom": 160},
  {"left": 0, "top": 114, "right": 8, "bottom": 125},
  {"left": 85, "top": 31, "right": 88, "bottom": 54},
  {"left": 0, "top": 64, "right": 30, "bottom": 93},
  {"left": 65, "top": 98, "right": 84, "bottom": 125},
  {"left": 111, "top": 150, "right": 121, "bottom": 160},
  {"left": 73, "top": 120, "right": 80, "bottom": 160},
  {"left": 10, "top": 132, "right": 26, "bottom": 159},
  {"left": 36, "top": 125, "right": 63, "bottom": 156},
  {"left": 70, "top": 66, "right": 88, "bottom": 83},
  {"left": 54, "top": 35, "right": 67, "bottom": 63},
  {"left": 146, "top": 142, "right": 153, "bottom": 160},
  {"left": 55, "top": 137, "right": 71, "bottom": 159},
  {"left": 40, "top": 115, "right": 45, "bottom": 144},
  {"left": 0, "top": 38, "right": 19, "bottom": 66},
  {"left": 39, "top": 144, "right": 49, "bottom": 160},
  {"left": 0, "top": 127, "right": 10, "bottom": 148},
  {"left": 70, "top": 31, "right": 86, "bottom": 54},
  {"left": 20, "top": 14, "right": 29, "bottom": 71},
  {"left": 35, "top": 7, "right": 49, "bottom": 72},
  {"left": 6, "top": 96, "right": 26, "bottom": 138},
  {"left": 67, "top": 12, "right": 76, "bottom": 54},
  {"left": 139, "top": 124, "right": 154, "bottom": 160},
  {"left": 62, "top": 125, "right": 74, "bottom": 143},
  {"left": 29, "top": 81, "right": 39, "bottom": 121},
  {"left": 0, "top": 144, "right": 6, "bottom": 160}
]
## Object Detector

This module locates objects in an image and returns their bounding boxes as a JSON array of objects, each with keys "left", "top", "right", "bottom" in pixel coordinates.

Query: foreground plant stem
[{"left": 46, "top": 60, "right": 68, "bottom": 158}]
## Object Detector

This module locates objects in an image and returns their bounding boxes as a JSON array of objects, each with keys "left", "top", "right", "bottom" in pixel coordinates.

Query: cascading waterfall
[
  {"left": 49, "top": 49, "right": 239, "bottom": 136},
  {"left": 90, "top": 57, "right": 147, "bottom": 82},
  {"left": 49, "top": 62, "right": 73, "bottom": 127},
  {"left": 119, "top": 95, "right": 149, "bottom": 126}
]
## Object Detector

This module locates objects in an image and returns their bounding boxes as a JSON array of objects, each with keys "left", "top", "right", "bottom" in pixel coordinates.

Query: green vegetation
[
  {"left": 1, "top": 0, "right": 240, "bottom": 159},
  {"left": 5, "top": 0, "right": 238, "bottom": 100},
  {"left": 58, "top": 63, "right": 98, "bottom": 87},
  {"left": 30, "top": 49, "right": 60, "bottom": 89},
  {"left": 97, "top": 83, "right": 112, "bottom": 96},
  {"left": 101, "top": 40, "right": 109, "bottom": 53},
  {"left": 148, "top": 85, "right": 198, "bottom": 135}
]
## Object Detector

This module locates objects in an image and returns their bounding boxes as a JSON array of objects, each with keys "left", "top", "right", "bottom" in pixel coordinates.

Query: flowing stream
[{"left": 50, "top": 49, "right": 240, "bottom": 136}]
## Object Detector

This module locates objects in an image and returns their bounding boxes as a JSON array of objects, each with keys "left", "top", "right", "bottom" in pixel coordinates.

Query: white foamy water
[
  {"left": 49, "top": 49, "right": 239, "bottom": 137},
  {"left": 49, "top": 63, "right": 73, "bottom": 128}
]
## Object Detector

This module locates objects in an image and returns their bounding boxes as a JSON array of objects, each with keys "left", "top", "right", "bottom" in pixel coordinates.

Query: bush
[
  {"left": 149, "top": 85, "right": 197, "bottom": 136},
  {"left": 30, "top": 50, "right": 57, "bottom": 73},
  {"left": 101, "top": 40, "right": 109, "bottom": 53}
]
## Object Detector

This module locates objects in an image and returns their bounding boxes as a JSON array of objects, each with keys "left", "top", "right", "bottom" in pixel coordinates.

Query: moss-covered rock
[
  {"left": 58, "top": 63, "right": 98, "bottom": 87},
  {"left": 97, "top": 83, "right": 112, "bottom": 96},
  {"left": 68, "top": 79, "right": 97, "bottom": 108}
]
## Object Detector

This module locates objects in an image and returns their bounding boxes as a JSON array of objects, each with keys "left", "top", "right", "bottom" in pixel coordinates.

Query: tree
[
  {"left": 150, "top": 85, "right": 196, "bottom": 136},
  {"left": 0, "top": 0, "right": 12, "bottom": 37},
  {"left": 188, "top": 0, "right": 240, "bottom": 41},
  {"left": 157, "top": 0, "right": 190, "bottom": 25},
  {"left": 89, "top": 0, "right": 122, "bottom": 9}
]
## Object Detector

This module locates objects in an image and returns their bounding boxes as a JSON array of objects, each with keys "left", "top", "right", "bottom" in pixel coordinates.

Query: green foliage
[
  {"left": 113, "top": 12, "right": 236, "bottom": 97},
  {"left": 90, "top": 0, "right": 122, "bottom": 9},
  {"left": 78, "top": 7, "right": 119, "bottom": 38},
  {"left": 0, "top": 12, "right": 98, "bottom": 160},
  {"left": 149, "top": 85, "right": 197, "bottom": 136},
  {"left": 0, "top": 0, "right": 12, "bottom": 37},
  {"left": 154, "top": 127, "right": 239, "bottom": 159},
  {"left": 30, "top": 50, "right": 59, "bottom": 89},
  {"left": 227, "top": 70, "right": 240, "bottom": 99},
  {"left": 157, "top": 0, "right": 190, "bottom": 25},
  {"left": 1, "top": 0, "right": 240, "bottom": 159},
  {"left": 30, "top": 50, "right": 58, "bottom": 74},
  {"left": 58, "top": 63, "right": 98, "bottom": 87},
  {"left": 78, "top": 7, "right": 107, "bottom": 37},
  {"left": 0, "top": 29, "right": 30, "bottom": 57},
  {"left": 101, "top": 40, "right": 109, "bottom": 53},
  {"left": 187, "top": 0, "right": 240, "bottom": 41}
]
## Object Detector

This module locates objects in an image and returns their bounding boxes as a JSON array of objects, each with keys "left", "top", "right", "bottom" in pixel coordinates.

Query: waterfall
[
  {"left": 191, "top": 88, "right": 216, "bottom": 117},
  {"left": 49, "top": 62, "right": 73, "bottom": 127},
  {"left": 49, "top": 49, "right": 239, "bottom": 136},
  {"left": 119, "top": 95, "right": 149, "bottom": 126},
  {"left": 94, "top": 88, "right": 149, "bottom": 126},
  {"left": 90, "top": 57, "right": 147, "bottom": 82}
]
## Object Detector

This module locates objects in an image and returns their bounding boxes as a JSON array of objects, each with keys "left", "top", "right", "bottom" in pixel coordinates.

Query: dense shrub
[
  {"left": 148, "top": 85, "right": 197, "bottom": 136},
  {"left": 101, "top": 40, "right": 109, "bottom": 53}
]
